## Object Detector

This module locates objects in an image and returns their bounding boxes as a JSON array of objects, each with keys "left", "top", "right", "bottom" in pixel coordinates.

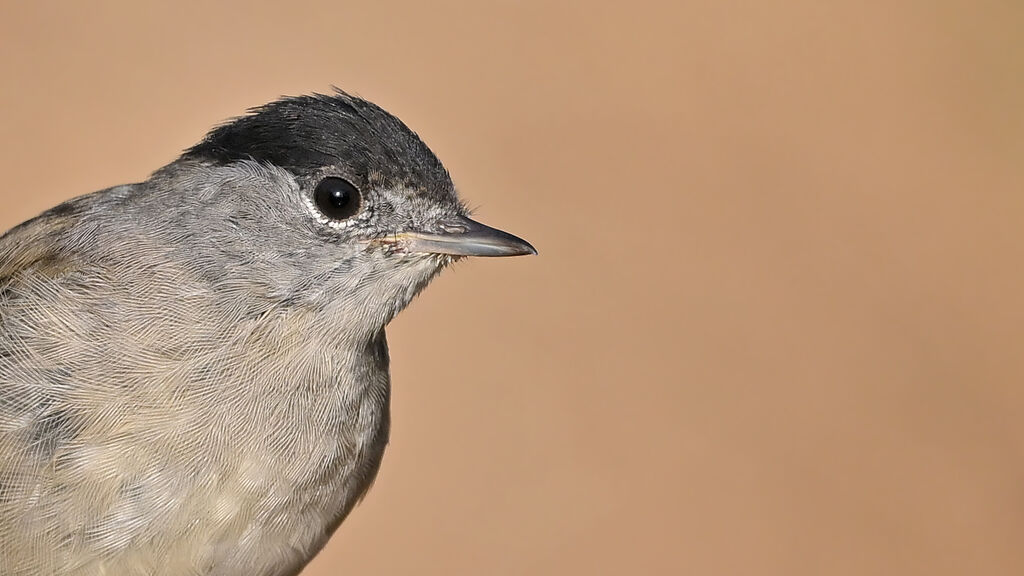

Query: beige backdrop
[{"left": 1, "top": 1, "right": 1022, "bottom": 574}]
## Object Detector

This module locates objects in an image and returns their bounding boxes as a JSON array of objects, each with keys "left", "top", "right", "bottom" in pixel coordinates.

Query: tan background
[{"left": 1, "top": 1, "right": 1022, "bottom": 574}]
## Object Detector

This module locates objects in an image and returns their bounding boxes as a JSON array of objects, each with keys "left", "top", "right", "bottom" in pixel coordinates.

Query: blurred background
[{"left": 1, "top": 1, "right": 1022, "bottom": 574}]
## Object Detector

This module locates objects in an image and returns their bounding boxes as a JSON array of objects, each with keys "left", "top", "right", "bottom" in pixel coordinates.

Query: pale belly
[
  {"left": 0, "top": 277, "right": 394, "bottom": 575},
  {"left": 1, "top": 382, "right": 390, "bottom": 576}
]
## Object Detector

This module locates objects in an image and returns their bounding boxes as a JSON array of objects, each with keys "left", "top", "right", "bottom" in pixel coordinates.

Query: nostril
[{"left": 439, "top": 223, "right": 469, "bottom": 234}]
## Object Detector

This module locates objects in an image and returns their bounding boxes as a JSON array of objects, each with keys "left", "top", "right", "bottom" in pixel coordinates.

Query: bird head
[{"left": 146, "top": 90, "right": 534, "bottom": 337}]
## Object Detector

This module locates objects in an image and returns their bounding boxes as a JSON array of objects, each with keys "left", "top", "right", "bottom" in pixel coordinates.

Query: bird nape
[{"left": 0, "top": 90, "right": 534, "bottom": 576}]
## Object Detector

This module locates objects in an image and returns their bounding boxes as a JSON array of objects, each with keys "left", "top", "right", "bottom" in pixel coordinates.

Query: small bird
[{"left": 0, "top": 91, "right": 534, "bottom": 575}]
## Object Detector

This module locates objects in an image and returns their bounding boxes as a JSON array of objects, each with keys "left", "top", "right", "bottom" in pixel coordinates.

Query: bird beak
[{"left": 400, "top": 215, "right": 537, "bottom": 257}]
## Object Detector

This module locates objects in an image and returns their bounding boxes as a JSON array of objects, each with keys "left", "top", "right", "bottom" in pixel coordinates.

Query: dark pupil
[
  {"left": 328, "top": 188, "right": 350, "bottom": 207},
  {"left": 314, "top": 177, "right": 361, "bottom": 220}
]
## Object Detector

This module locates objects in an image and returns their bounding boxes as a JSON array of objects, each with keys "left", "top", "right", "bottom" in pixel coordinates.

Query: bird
[{"left": 0, "top": 90, "right": 535, "bottom": 575}]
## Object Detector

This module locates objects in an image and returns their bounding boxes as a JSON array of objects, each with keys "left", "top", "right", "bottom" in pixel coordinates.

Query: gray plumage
[{"left": 0, "top": 91, "right": 534, "bottom": 575}]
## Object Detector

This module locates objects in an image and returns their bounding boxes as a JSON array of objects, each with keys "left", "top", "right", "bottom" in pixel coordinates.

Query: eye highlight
[{"left": 313, "top": 177, "right": 361, "bottom": 221}]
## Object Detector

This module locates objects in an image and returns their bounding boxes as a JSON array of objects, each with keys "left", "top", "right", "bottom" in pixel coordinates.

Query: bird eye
[{"left": 313, "top": 177, "right": 362, "bottom": 221}]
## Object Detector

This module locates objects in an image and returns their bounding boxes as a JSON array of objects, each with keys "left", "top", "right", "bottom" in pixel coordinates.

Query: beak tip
[
  {"left": 511, "top": 238, "right": 538, "bottom": 256},
  {"left": 501, "top": 236, "right": 537, "bottom": 257}
]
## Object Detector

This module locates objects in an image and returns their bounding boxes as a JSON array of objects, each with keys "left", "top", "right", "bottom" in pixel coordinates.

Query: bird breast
[{"left": 0, "top": 270, "right": 392, "bottom": 575}]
